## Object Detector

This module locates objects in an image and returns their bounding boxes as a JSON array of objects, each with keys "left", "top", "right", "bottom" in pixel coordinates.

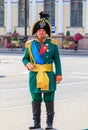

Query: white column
[
  {"left": 67, "top": 2, "right": 70, "bottom": 27},
  {"left": 86, "top": 0, "right": 88, "bottom": 33},
  {"left": 58, "top": 0, "right": 64, "bottom": 34},
  {"left": 15, "top": 2, "right": 19, "bottom": 27},
  {"left": 7, "top": 0, "right": 12, "bottom": 33},
  {"left": 32, "top": 0, "right": 37, "bottom": 25}
]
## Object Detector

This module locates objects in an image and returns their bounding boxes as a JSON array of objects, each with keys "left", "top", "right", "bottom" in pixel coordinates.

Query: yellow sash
[{"left": 32, "top": 64, "right": 53, "bottom": 90}]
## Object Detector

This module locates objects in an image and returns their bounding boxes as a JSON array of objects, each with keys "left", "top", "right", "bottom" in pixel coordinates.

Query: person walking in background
[
  {"left": 74, "top": 39, "right": 78, "bottom": 50},
  {"left": 74, "top": 33, "right": 84, "bottom": 51},
  {"left": 22, "top": 11, "right": 62, "bottom": 130}
]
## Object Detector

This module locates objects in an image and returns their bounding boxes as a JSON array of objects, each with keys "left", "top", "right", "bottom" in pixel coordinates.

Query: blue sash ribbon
[{"left": 31, "top": 41, "right": 43, "bottom": 64}]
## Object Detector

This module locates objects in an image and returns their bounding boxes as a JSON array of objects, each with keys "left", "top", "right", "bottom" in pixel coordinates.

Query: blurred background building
[{"left": 0, "top": 0, "right": 88, "bottom": 48}]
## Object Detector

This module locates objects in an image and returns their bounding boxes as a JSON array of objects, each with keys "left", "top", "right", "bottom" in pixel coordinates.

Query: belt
[{"left": 31, "top": 64, "right": 53, "bottom": 90}]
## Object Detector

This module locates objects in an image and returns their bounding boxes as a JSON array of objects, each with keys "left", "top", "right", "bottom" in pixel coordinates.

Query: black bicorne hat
[{"left": 32, "top": 11, "right": 52, "bottom": 37}]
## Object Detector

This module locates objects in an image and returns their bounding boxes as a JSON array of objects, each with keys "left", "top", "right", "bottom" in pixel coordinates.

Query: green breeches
[{"left": 31, "top": 92, "right": 55, "bottom": 102}]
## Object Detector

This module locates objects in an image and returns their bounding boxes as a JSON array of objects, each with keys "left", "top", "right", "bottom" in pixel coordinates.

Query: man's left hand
[{"left": 56, "top": 75, "right": 62, "bottom": 84}]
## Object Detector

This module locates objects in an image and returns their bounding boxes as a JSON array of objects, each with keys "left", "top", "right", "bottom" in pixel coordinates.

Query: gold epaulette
[
  {"left": 51, "top": 39, "right": 58, "bottom": 46},
  {"left": 25, "top": 40, "right": 33, "bottom": 48}
]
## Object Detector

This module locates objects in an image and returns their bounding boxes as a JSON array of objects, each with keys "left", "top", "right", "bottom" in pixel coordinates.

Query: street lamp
[
  {"left": 22, "top": 0, "right": 28, "bottom": 50},
  {"left": 23, "top": 0, "right": 28, "bottom": 44}
]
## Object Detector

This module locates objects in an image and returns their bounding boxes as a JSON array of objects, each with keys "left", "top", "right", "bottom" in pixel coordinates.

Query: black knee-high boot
[
  {"left": 29, "top": 102, "right": 41, "bottom": 129},
  {"left": 45, "top": 102, "right": 55, "bottom": 130}
]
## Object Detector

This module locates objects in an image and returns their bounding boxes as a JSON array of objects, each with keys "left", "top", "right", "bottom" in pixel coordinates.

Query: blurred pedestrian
[{"left": 74, "top": 39, "right": 78, "bottom": 50}]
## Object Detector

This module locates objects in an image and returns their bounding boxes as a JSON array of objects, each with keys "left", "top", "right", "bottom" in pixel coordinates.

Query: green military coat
[{"left": 22, "top": 38, "right": 62, "bottom": 93}]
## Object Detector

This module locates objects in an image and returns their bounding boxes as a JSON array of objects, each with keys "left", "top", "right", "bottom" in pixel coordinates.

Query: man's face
[{"left": 36, "top": 29, "right": 46, "bottom": 40}]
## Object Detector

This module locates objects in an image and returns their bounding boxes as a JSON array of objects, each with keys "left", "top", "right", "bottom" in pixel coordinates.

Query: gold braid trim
[
  {"left": 51, "top": 39, "right": 58, "bottom": 46},
  {"left": 25, "top": 40, "right": 32, "bottom": 48},
  {"left": 25, "top": 40, "right": 36, "bottom": 64}
]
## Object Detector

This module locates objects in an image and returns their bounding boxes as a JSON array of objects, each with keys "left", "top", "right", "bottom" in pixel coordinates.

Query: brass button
[{"left": 46, "top": 56, "right": 48, "bottom": 58}]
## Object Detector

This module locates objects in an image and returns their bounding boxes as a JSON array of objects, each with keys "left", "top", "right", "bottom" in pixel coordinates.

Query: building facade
[{"left": 0, "top": 0, "right": 88, "bottom": 40}]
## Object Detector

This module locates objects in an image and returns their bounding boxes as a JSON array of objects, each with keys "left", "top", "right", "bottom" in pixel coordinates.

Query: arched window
[
  {"left": 44, "top": 0, "right": 55, "bottom": 26},
  {"left": 19, "top": 0, "right": 29, "bottom": 27},
  {"left": 0, "top": 0, "right": 4, "bottom": 27},
  {"left": 71, "top": 0, "right": 83, "bottom": 27}
]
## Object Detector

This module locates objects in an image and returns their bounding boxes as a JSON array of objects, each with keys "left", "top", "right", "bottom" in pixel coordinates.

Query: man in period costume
[{"left": 22, "top": 11, "right": 62, "bottom": 130}]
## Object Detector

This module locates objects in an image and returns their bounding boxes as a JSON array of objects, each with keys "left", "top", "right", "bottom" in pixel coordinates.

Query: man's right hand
[{"left": 26, "top": 63, "right": 34, "bottom": 70}]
